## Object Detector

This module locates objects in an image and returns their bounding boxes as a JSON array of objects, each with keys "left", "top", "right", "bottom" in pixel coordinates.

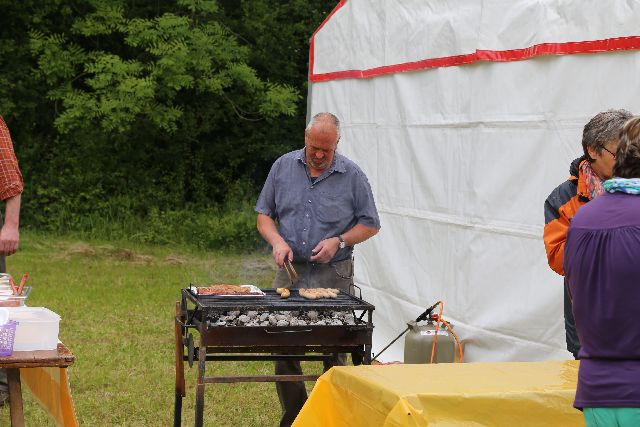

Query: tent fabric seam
[{"left": 378, "top": 208, "right": 542, "bottom": 239}]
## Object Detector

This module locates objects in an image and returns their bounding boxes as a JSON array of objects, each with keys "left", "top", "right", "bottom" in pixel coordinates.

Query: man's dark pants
[{"left": 272, "top": 258, "right": 353, "bottom": 427}]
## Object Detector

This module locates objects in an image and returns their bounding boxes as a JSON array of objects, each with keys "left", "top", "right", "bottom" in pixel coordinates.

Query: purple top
[{"left": 564, "top": 192, "right": 640, "bottom": 408}]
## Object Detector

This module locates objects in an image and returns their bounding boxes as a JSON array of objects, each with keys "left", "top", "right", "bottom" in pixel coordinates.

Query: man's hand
[
  {"left": 0, "top": 223, "right": 19, "bottom": 256},
  {"left": 310, "top": 237, "right": 339, "bottom": 263},
  {"left": 257, "top": 214, "right": 293, "bottom": 268},
  {"left": 273, "top": 241, "right": 293, "bottom": 269}
]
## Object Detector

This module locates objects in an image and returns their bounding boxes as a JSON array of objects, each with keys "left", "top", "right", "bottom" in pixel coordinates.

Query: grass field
[{"left": 0, "top": 232, "right": 326, "bottom": 426}]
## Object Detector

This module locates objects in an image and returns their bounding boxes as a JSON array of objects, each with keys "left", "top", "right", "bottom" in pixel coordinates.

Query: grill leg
[
  {"left": 174, "top": 392, "right": 183, "bottom": 427},
  {"left": 364, "top": 344, "right": 372, "bottom": 365},
  {"left": 175, "top": 302, "right": 186, "bottom": 427},
  {"left": 195, "top": 345, "right": 207, "bottom": 427}
]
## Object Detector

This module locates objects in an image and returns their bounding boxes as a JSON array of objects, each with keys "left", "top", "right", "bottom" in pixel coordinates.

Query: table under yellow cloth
[{"left": 293, "top": 360, "right": 583, "bottom": 427}]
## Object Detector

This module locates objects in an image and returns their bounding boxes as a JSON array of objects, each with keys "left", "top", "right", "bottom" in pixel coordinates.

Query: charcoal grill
[{"left": 174, "top": 286, "right": 375, "bottom": 427}]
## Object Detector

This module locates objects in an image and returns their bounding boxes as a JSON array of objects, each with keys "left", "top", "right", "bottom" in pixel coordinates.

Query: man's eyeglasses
[{"left": 602, "top": 146, "right": 617, "bottom": 159}]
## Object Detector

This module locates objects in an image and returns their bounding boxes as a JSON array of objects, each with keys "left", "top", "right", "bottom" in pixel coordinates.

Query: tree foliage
[{"left": 0, "top": 0, "right": 336, "bottom": 248}]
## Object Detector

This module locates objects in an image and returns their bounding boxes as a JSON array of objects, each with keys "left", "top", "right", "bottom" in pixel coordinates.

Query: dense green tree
[
  {"left": 219, "top": 0, "right": 337, "bottom": 181},
  {"left": 0, "top": 0, "right": 337, "bottom": 248},
  {"left": 28, "top": 0, "right": 298, "bottom": 202}
]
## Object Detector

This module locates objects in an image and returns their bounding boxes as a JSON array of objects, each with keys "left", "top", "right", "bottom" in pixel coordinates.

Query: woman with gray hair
[
  {"left": 543, "top": 109, "right": 633, "bottom": 359},
  {"left": 564, "top": 116, "right": 640, "bottom": 426}
]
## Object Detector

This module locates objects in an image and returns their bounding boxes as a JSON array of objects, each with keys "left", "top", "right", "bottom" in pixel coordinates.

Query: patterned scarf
[
  {"left": 603, "top": 178, "right": 640, "bottom": 195},
  {"left": 580, "top": 160, "right": 605, "bottom": 200}
]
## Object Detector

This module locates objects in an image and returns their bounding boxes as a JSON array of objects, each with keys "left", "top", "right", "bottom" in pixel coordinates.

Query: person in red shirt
[
  {"left": 0, "top": 115, "right": 25, "bottom": 404},
  {"left": 0, "top": 116, "right": 23, "bottom": 260}
]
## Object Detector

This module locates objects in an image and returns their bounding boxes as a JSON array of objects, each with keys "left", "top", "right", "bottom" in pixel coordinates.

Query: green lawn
[{"left": 0, "top": 232, "right": 325, "bottom": 426}]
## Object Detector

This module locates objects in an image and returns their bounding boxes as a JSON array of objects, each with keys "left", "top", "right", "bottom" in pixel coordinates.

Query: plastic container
[
  {"left": 0, "top": 320, "right": 18, "bottom": 356},
  {"left": 0, "top": 273, "right": 10, "bottom": 287},
  {"left": 7, "top": 307, "right": 60, "bottom": 351},
  {"left": 0, "top": 286, "right": 32, "bottom": 307}
]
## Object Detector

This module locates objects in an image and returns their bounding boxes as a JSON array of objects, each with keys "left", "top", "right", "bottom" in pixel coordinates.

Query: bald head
[
  {"left": 305, "top": 112, "right": 340, "bottom": 144},
  {"left": 304, "top": 112, "right": 341, "bottom": 176}
]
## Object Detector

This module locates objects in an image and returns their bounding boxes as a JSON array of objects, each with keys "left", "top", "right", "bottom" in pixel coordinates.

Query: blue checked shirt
[{"left": 256, "top": 149, "right": 380, "bottom": 263}]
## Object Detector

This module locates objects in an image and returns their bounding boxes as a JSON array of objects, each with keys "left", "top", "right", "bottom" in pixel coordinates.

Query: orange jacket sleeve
[
  {"left": 543, "top": 214, "right": 569, "bottom": 276},
  {"left": 543, "top": 180, "right": 584, "bottom": 277}
]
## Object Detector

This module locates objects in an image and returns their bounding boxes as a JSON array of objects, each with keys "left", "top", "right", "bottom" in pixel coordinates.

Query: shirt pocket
[{"left": 316, "top": 190, "right": 351, "bottom": 224}]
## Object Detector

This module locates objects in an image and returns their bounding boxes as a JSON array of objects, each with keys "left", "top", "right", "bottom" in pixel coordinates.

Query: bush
[{"left": 23, "top": 192, "right": 263, "bottom": 252}]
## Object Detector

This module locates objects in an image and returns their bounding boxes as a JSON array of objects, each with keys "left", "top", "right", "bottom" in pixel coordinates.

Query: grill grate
[{"left": 183, "top": 287, "right": 374, "bottom": 313}]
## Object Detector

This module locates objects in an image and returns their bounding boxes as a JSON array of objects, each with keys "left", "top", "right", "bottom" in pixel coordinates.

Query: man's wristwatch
[{"left": 337, "top": 235, "right": 346, "bottom": 249}]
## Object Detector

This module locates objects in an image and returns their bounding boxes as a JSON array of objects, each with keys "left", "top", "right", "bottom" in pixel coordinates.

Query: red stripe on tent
[
  {"left": 308, "top": 0, "right": 348, "bottom": 81},
  {"left": 310, "top": 53, "right": 478, "bottom": 82},
  {"left": 476, "top": 37, "right": 640, "bottom": 61},
  {"left": 308, "top": 1, "right": 640, "bottom": 82}
]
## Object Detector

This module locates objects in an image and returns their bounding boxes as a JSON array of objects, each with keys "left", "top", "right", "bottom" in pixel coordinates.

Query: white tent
[{"left": 307, "top": 0, "right": 640, "bottom": 362}]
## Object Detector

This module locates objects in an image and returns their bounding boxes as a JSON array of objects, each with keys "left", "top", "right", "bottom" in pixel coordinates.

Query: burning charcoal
[
  {"left": 307, "top": 311, "right": 318, "bottom": 321},
  {"left": 226, "top": 315, "right": 236, "bottom": 322},
  {"left": 259, "top": 312, "right": 269, "bottom": 322},
  {"left": 315, "top": 320, "right": 326, "bottom": 325},
  {"left": 260, "top": 321, "right": 269, "bottom": 326},
  {"left": 344, "top": 314, "right": 355, "bottom": 324},
  {"left": 228, "top": 310, "right": 240, "bottom": 317},
  {"left": 276, "top": 320, "right": 289, "bottom": 327},
  {"left": 290, "top": 318, "right": 299, "bottom": 326},
  {"left": 247, "top": 311, "right": 258, "bottom": 318},
  {"left": 269, "top": 315, "right": 277, "bottom": 325},
  {"left": 297, "top": 319, "right": 307, "bottom": 326},
  {"left": 238, "top": 315, "right": 250, "bottom": 324},
  {"left": 275, "top": 314, "right": 287, "bottom": 321},
  {"left": 215, "top": 320, "right": 226, "bottom": 326}
]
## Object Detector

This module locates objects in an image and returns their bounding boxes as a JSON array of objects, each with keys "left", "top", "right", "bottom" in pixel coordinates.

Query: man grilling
[{"left": 255, "top": 112, "right": 380, "bottom": 427}]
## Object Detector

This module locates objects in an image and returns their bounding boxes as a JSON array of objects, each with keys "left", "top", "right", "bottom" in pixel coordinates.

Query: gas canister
[{"left": 404, "top": 320, "right": 456, "bottom": 364}]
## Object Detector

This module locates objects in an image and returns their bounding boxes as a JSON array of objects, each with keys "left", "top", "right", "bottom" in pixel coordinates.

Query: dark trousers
[
  {"left": 275, "top": 353, "right": 346, "bottom": 427},
  {"left": 564, "top": 280, "right": 581, "bottom": 359},
  {"left": 272, "top": 258, "right": 353, "bottom": 427}
]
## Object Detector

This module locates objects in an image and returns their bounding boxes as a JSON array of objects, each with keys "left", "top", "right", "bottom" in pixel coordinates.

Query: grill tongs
[{"left": 283, "top": 258, "right": 299, "bottom": 287}]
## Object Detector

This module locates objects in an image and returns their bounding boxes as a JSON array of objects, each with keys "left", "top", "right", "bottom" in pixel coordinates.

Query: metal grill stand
[{"left": 174, "top": 288, "right": 375, "bottom": 427}]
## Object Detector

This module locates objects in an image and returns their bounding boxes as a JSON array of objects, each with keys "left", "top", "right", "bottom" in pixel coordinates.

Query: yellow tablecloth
[
  {"left": 293, "top": 360, "right": 583, "bottom": 427},
  {"left": 21, "top": 367, "right": 78, "bottom": 427}
]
